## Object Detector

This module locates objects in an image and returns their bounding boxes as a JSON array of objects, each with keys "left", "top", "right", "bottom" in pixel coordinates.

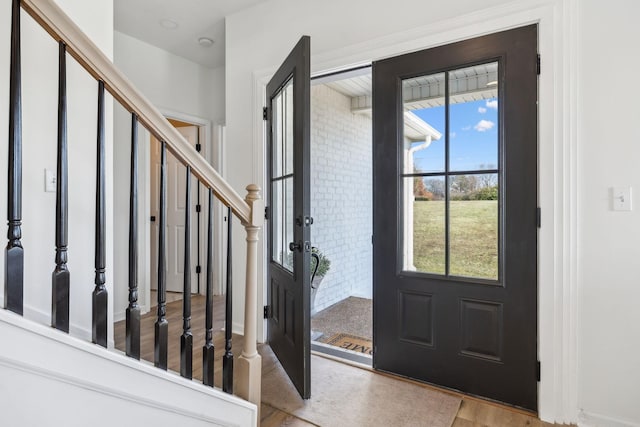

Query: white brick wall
[{"left": 310, "top": 85, "right": 372, "bottom": 313}]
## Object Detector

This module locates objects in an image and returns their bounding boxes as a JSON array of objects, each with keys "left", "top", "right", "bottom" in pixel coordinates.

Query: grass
[{"left": 412, "top": 200, "right": 498, "bottom": 279}]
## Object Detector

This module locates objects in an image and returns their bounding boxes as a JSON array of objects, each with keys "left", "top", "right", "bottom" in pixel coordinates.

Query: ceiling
[
  {"left": 113, "top": 0, "right": 266, "bottom": 69},
  {"left": 323, "top": 63, "right": 497, "bottom": 114},
  {"left": 318, "top": 64, "right": 497, "bottom": 142}
]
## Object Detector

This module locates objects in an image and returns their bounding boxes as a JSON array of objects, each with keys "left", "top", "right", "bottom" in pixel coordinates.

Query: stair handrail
[
  {"left": 21, "top": 0, "right": 251, "bottom": 223},
  {"left": 16, "top": 0, "right": 263, "bottom": 410}
]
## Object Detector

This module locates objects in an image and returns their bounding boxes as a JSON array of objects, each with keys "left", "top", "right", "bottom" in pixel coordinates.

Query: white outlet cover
[
  {"left": 45, "top": 169, "right": 56, "bottom": 193},
  {"left": 612, "top": 187, "right": 632, "bottom": 211}
]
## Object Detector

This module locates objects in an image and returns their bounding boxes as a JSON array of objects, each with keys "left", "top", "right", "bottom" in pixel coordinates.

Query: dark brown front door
[
  {"left": 372, "top": 25, "right": 538, "bottom": 409},
  {"left": 266, "top": 36, "right": 312, "bottom": 399}
]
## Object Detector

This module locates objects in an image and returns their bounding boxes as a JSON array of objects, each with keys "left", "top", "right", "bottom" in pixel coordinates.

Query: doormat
[
  {"left": 326, "top": 333, "right": 373, "bottom": 355},
  {"left": 261, "top": 345, "right": 462, "bottom": 427}
]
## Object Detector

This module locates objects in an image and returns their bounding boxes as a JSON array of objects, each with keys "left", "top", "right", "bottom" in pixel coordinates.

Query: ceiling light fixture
[
  {"left": 198, "top": 37, "right": 215, "bottom": 47},
  {"left": 159, "top": 19, "right": 179, "bottom": 30},
  {"left": 486, "top": 80, "right": 498, "bottom": 86}
]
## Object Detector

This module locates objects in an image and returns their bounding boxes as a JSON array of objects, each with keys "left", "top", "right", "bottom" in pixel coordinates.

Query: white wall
[
  {"left": 310, "top": 85, "right": 372, "bottom": 312},
  {"left": 576, "top": 1, "right": 640, "bottom": 425},
  {"left": 114, "top": 31, "right": 225, "bottom": 125},
  {"left": 225, "top": 0, "right": 640, "bottom": 425},
  {"left": 0, "top": 0, "right": 114, "bottom": 343},
  {"left": 0, "top": 310, "right": 257, "bottom": 426},
  {"left": 112, "top": 31, "right": 226, "bottom": 321}
]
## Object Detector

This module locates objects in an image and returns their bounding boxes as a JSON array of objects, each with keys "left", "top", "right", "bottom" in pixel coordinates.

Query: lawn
[{"left": 412, "top": 200, "right": 498, "bottom": 279}]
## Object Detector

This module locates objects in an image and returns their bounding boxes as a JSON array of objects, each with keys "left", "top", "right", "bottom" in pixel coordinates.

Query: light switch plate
[
  {"left": 45, "top": 169, "right": 56, "bottom": 193},
  {"left": 612, "top": 187, "right": 632, "bottom": 211}
]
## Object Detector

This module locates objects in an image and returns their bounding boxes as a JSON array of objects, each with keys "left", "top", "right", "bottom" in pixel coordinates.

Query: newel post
[{"left": 236, "top": 184, "right": 264, "bottom": 408}]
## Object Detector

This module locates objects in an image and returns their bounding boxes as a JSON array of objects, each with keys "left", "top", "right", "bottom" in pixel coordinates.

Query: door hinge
[
  {"left": 536, "top": 207, "right": 541, "bottom": 228},
  {"left": 263, "top": 107, "right": 268, "bottom": 121},
  {"left": 195, "top": 143, "right": 202, "bottom": 152},
  {"left": 196, "top": 265, "right": 202, "bottom": 274},
  {"left": 536, "top": 361, "right": 541, "bottom": 381},
  {"left": 263, "top": 305, "right": 272, "bottom": 319},
  {"left": 196, "top": 204, "right": 201, "bottom": 213},
  {"left": 536, "top": 54, "right": 541, "bottom": 75},
  {"left": 264, "top": 206, "right": 269, "bottom": 220}
]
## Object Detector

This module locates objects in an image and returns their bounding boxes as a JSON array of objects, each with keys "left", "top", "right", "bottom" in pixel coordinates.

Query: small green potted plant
[{"left": 310, "top": 247, "right": 331, "bottom": 314}]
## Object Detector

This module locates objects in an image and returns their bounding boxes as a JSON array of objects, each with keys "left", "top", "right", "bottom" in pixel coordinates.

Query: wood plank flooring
[
  {"left": 114, "top": 293, "right": 242, "bottom": 388},
  {"left": 114, "top": 296, "right": 565, "bottom": 427}
]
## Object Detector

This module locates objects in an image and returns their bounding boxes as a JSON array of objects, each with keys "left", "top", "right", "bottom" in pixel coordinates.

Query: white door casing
[{"left": 150, "top": 125, "right": 200, "bottom": 294}]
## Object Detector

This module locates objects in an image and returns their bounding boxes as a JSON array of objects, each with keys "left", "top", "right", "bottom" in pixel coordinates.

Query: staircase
[{"left": 1, "top": 0, "right": 262, "bottom": 425}]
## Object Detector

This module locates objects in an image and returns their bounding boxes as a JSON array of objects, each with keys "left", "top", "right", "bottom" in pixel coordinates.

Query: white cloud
[
  {"left": 474, "top": 120, "right": 495, "bottom": 132},
  {"left": 450, "top": 132, "right": 457, "bottom": 139},
  {"left": 486, "top": 99, "right": 498, "bottom": 109},
  {"left": 478, "top": 107, "right": 487, "bottom": 114},
  {"left": 462, "top": 125, "right": 471, "bottom": 131}
]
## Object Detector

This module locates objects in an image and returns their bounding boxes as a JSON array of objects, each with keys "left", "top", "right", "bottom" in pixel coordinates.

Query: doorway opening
[
  {"left": 307, "top": 67, "right": 374, "bottom": 364},
  {"left": 148, "top": 116, "right": 226, "bottom": 313},
  {"left": 264, "top": 27, "right": 537, "bottom": 409},
  {"left": 307, "top": 65, "right": 451, "bottom": 365},
  {"left": 149, "top": 119, "right": 202, "bottom": 305}
]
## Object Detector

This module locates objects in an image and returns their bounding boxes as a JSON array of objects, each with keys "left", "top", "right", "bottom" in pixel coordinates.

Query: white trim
[
  {"left": 0, "top": 356, "right": 240, "bottom": 426},
  {"left": 233, "top": 320, "right": 245, "bottom": 337},
  {"left": 404, "top": 111, "right": 442, "bottom": 141},
  {"left": 13, "top": 301, "right": 119, "bottom": 349},
  {"left": 253, "top": 71, "right": 270, "bottom": 345},
  {"left": 137, "top": 108, "right": 225, "bottom": 298},
  {"left": 161, "top": 109, "right": 217, "bottom": 295},
  {"left": 578, "top": 410, "right": 640, "bottom": 427},
  {"left": 251, "top": 0, "right": 578, "bottom": 423},
  {"left": 22, "top": 302, "right": 115, "bottom": 349}
]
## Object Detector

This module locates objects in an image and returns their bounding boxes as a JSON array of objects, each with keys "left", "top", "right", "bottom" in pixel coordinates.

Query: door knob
[{"left": 289, "top": 241, "right": 301, "bottom": 252}]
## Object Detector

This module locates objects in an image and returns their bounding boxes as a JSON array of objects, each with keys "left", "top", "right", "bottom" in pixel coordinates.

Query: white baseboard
[
  {"left": 23, "top": 303, "right": 92, "bottom": 341},
  {"left": 113, "top": 309, "right": 126, "bottom": 323},
  {"left": 579, "top": 410, "right": 640, "bottom": 427},
  {"left": 23, "top": 303, "right": 115, "bottom": 349},
  {"left": 233, "top": 321, "right": 244, "bottom": 337}
]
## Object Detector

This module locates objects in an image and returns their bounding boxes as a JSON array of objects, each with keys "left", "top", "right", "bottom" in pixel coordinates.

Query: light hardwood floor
[
  {"left": 258, "top": 350, "right": 559, "bottom": 427},
  {"left": 114, "top": 296, "right": 563, "bottom": 427}
]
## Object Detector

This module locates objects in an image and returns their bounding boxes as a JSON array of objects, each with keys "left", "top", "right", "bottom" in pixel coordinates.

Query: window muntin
[
  {"left": 401, "top": 62, "right": 499, "bottom": 281},
  {"left": 271, "top": 78, "right": 295, "bottom": 272}
]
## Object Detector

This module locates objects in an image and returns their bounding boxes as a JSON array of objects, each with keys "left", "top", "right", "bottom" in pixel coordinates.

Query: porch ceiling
[{"left": 324, "top": 62, "right": 498, "bottom": 114}]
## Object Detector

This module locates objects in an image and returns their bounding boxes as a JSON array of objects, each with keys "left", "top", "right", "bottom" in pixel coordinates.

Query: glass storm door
[
  {"left": 372, "top": 26, "right": 538, "bottom": 409},
  {"left": 266, "top": 36, "right": 312, "bottom": 399}
]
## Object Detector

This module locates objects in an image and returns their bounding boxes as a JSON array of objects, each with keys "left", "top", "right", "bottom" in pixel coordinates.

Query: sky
[{"left": 411, "top": 98, "right": 498, "bottom": 173}]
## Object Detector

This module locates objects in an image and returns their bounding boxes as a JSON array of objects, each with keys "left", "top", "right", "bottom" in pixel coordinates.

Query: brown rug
[
  {"left": 261, "top": 346, "right": 461, "bottom": 427},
  {"left": 325, "top": 333, "right": 373, "bottom": 355},
  {"left": 312, "top": 297, "right": 372, "bottom": 342}
]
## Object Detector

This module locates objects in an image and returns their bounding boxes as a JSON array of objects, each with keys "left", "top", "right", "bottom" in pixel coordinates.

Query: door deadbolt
[
  {"left": 289, "top": 241, "right": 302, "bottom": 252},
  {"left": 296, "top": 216, "right": 314, "bottom": 226},
  {"left": 289, "top": 241, "right": 311, "bottom": 253}
]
